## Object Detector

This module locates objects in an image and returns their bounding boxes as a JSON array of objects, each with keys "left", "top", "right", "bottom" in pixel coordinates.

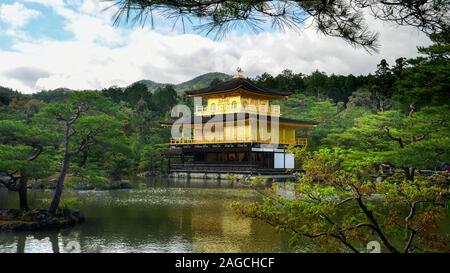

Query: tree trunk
[
  {"left": 379, "top": 99, "right": 384, "bottom": 113},
  {"left": 403, "top": 167, "right": 415, "bottom": 181},
  {"left": 48, "top": 153, "right": 70, "bottom": 215},
  {"left": 18, "top": 172, "right": 29, "bottom": 211},
  {"left": 49, "top": 233, "right": 60, "bottom": 253},
  {"left": 17, "top": 235, "right": 26, "bottom": 253},
  {"left": 48, "top": 124, "right": 71, "bottom": 215}
]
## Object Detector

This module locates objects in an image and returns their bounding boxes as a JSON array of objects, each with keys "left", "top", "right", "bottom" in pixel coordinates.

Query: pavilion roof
[{"left": 185, "top": 78, "right": 292, "bottom": 97}]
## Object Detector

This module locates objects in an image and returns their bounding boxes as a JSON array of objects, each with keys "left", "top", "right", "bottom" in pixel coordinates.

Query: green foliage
[
  {"left": 138, "top": 144, "right": 170, "bottom": 172},
  {"left": 394, "top": 32, "right": 450, "bottom": 108},
  {"left": 256, "top": 69, "right": 368, "bottom": 103},
  {"left": 124, "top": 82, "right": 152, "bottom": 106},
  {"left": 105, "top": 152, "right": 133, "bottom": 180},
  {"left": 325, "top": 106, "right": 450, "bottom": 175},
  {"left": 233, "top": 148, "right": 450, "bottom": 252},
  {"left": 0, "top": 145, "right": 54, "bottom": 177},
  {"left": 255, "top": 70, "right": 305, "bottom": 93},
  {"left": 0, "top": 86, "right": 20, "bottom": 106},
  {"left": 0, "top": 120, "right": 56, "bottom": 179},
  {"left": 66, "top": 172, "right": 109, "bottom": 189},
  {"left": 60, "top": 197, "right": 82, "bottom": 210},
  {"left": 32, "top": 88, "right": 72, "bottom": 103},
  {"left": 65, "top": 176, "right": 82, "bottom": 188},
  {"left": 275, "top": 94, "right": 371, "bottom": 149},
  {"left": 153, "top": 85, "right": 178, "bottom": 113}
]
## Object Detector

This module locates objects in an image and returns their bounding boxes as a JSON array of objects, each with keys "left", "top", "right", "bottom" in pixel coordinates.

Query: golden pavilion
[{"left": 161, "top": 70, "right": 318, "bottom": 177}]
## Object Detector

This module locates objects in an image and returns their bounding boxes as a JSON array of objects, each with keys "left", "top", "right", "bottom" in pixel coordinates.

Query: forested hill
[{"left": 135, "top": 72, "right": 231, "bottom": 93}]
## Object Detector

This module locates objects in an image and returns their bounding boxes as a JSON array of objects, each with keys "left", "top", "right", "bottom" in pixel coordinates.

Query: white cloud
[
  {"left": 0, "top": 2, "right": 40, "bottom": 31},
  {"left": 0, "top": 1, "right": 431, "bottom": 93}
]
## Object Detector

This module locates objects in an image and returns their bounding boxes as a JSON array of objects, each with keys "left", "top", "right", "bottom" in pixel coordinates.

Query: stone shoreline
[{"left": 30, "top": 180, "right": 133, "bottom": 191}]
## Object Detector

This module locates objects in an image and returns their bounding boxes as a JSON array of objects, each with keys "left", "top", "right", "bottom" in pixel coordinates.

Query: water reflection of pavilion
[{"left": 175, "top": 201, "right": 287, "bottom": 253}]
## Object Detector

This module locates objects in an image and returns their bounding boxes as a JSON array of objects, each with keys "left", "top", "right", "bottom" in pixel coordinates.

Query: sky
[{"left": 0, "top": 0, "right": 432, "bottom": 94}]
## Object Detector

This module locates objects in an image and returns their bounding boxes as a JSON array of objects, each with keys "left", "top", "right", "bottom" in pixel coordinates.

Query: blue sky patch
[
  {"left": 0, "top": 0, "right": 73, "bottom": 50},
  {"left": 24, "top": 2, "right": 74, "bottom": 42}
]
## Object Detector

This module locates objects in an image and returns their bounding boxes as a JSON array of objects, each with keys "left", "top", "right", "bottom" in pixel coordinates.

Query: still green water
[{"left": 0, "top": 177, "right": 291, "bottom": 253}]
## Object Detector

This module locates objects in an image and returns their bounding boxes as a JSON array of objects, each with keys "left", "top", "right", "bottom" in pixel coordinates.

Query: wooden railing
[
  {"left": 171, "top": 163, "right": 259, "bottom": 171},
  {"left": 295, "top": 138, "right": 308, "bottom": 146},
  {"left": 170, "top": 137, "right": 308, "bottom": 146},
  {"left": 169, "top": 163, "right": 298, "bottom": 174}
]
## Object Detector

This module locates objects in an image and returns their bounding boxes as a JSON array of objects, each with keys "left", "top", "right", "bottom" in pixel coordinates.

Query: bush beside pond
[{"left": 68, "top": 177, "right": 132, "bottom": 191}]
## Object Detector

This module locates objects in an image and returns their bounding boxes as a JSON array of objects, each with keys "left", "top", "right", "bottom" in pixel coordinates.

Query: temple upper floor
[
  {"left": 186, "top": 76, "right": 291, "bottom": 117},
  {"left": 194, "top": 94, "right": 281, "bottom": 116}
]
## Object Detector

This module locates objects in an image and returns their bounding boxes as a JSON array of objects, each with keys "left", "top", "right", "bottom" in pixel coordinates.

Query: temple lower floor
[{"left": 162, "top": 143, "right": 297, "bottom": 175}]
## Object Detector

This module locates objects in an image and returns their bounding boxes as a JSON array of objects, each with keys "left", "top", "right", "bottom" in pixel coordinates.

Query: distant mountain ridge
[
  {"left": 4, "top": 72, "right": 233, "bottom": 102},
  {"left": 136, "top": 72, "right": 232, "bottom": 93}
]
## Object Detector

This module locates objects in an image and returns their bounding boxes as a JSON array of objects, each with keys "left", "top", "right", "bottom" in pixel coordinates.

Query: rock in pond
[
  {"left": 72, "top": 182, "right": 96, "bottom": 191},
  {"left": 104, "top": 180, "right": 133, "bottom": 190}
]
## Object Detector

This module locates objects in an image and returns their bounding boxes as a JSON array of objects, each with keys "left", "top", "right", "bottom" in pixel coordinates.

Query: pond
[{"left": 0, "top": 177, "right": 292, "bottom": 253}]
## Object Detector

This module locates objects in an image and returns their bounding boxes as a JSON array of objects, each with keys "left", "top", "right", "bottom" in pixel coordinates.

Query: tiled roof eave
[
  {"left": 185, "top": 78, "right": 291, "bottom": 97},
  {"left": 159, "top": 115, "right": 318, "bottom": 126}
]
